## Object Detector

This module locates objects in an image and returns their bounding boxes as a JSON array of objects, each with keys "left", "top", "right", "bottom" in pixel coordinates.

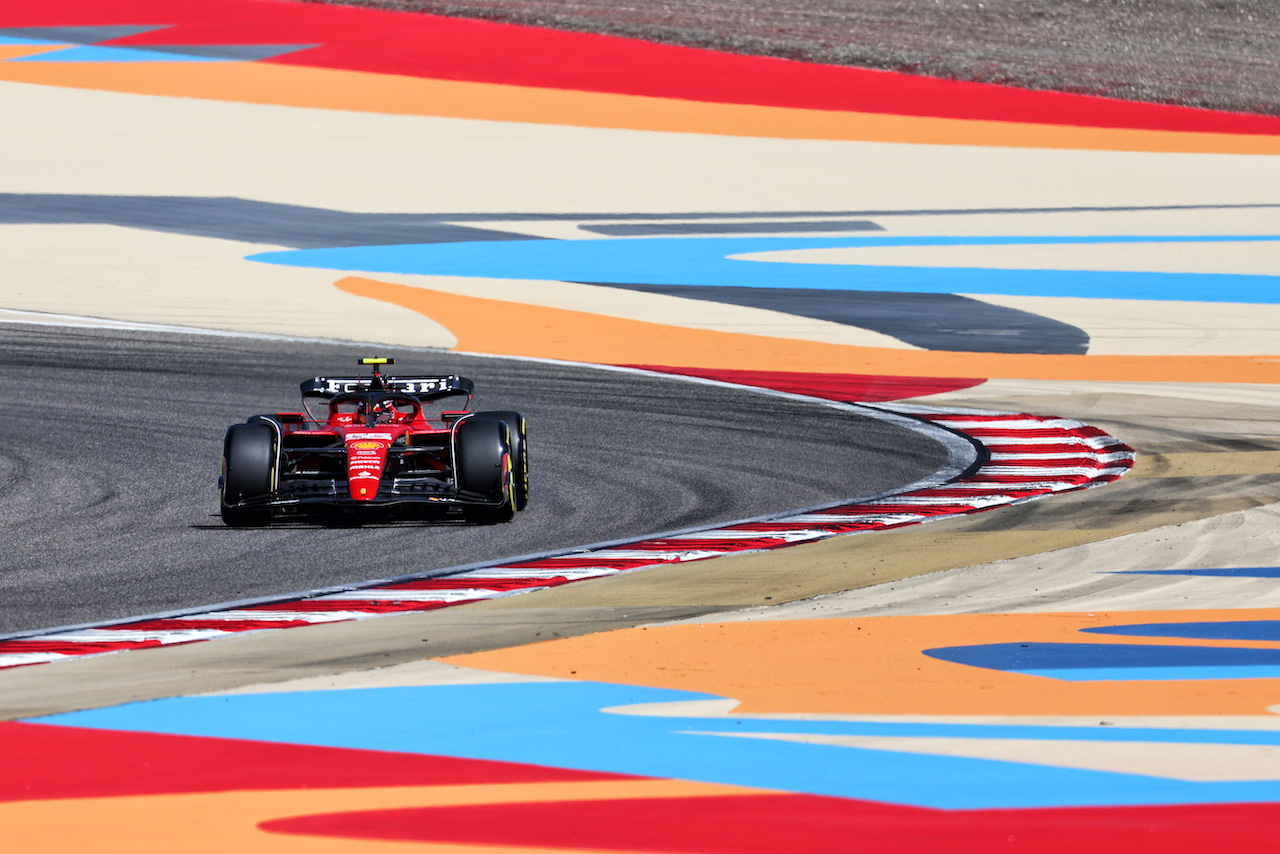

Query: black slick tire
[
  {"left": 473, "top": 410, "right": 528, "bottom": 510},
  {"left": 455, "top": 417, "right": 517, "bottom": 524},
  {"left": 221, "top": 422, "right": 276, "bottom": 527}
]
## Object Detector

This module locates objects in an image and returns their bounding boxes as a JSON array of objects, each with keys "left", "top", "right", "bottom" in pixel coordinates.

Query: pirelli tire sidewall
[
  {"left": 454, "top": 416, "right": 510, "bottom": 503},
  {"left": 221, "top": 421, "right": 276, "bottom": 527},
  {"left": 472, "top": 410, "right": 528, "bottom": 510}
]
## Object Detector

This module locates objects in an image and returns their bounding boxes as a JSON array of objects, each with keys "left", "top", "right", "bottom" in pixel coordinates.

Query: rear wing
[{"left": 301, "top": 375, "right": 475, "bottom": 403}]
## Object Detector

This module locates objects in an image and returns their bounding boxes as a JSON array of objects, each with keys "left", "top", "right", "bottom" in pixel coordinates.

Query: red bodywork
[
  {"left": 270, "top": 396, "right": 461, "bottom": 503},
  {"left": 342, "top": 429, "right": 399, "bottom": 501},
  {"left": 220, "top": 366, "right": 522, "bottom": 525}
]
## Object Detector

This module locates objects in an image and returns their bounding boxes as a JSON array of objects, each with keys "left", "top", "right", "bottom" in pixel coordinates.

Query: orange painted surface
[
  {"left": 2, "top": 59, "right": 1277, "bottom": 154},
  {"left": 338, "top": 277, "right": 1280, "bottom": 384},
  {"left": 5, "top": 780, "right": 755, "bottom": 853},
  {"left": 444, "top": 610, "right": 1280, "bottom": 717},
  {"left": 0, "top": 45, "right": 59, "bottom": 60}
]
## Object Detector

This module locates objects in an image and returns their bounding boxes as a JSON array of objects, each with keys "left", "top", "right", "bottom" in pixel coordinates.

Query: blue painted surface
[
  {"left": 1086, "top": 621, "right": 1280, "bottom": 642},
  {"left": 27, "top": 681, "right": 1280, "bottom": 809},
  {"left": 247, "top": 235, "right": 1280, "bottom": 304},
  {"left": 1115, "top": 567, "right": 1280, "bottom": 579},
  {"left": 1017, "top": 665, "right": 1280, "bottom": 681},
  {"left": 924, "top": 642, "right": 1280, "bottom": 681},
  {"left": 11, "top": 45, "right": 225, "bottom": 62},
  {"left": 0, "top": 35, "right": 60, "bottom": 46}
]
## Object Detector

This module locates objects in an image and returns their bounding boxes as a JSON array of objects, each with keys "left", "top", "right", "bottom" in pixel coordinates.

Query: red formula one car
[{"left": 219, "top": 358, "right": 528, "bottom": 526}]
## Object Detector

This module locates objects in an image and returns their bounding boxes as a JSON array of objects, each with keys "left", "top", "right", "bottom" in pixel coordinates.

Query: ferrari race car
[{"left": 219, "top": 358, "right": 528, "bottom": 526}]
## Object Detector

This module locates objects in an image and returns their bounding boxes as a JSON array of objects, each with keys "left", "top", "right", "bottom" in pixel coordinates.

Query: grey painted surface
[
  {"left": 582, "top": 220, "right": 884, "bottom": 236},
  {"left": 7, "top": 196, "right": 1271, "bottom": 250},
  {"left": 600, "top": 283, "right": 1091, "bottom": 354},
  {"left": 0, "top": 25, "right": 164, "bottom": 44},
  {"left": 0, "top": 194, "right": 533, "bottom": 249},
  {"left": 132, "top": 43, "right": 320, "bottom": 61}
]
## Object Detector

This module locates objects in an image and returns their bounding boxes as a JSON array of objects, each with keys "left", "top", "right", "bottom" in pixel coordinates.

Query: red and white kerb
[{"left": 0, "top": 406, "right": 1133, "bottom": 670}]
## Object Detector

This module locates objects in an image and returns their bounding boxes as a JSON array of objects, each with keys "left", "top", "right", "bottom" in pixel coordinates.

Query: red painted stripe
[
  {"left": 117, "top": 618, "right": 314, "bottom": 632},
  {"left": 239, "top": 600, "right": 453, "bottom": 614},
  {"left": 377, "top": 577, "right": 570, "bottom": 591},
  {"left": 0, "top": 721, "right": 627, "bottom": 802},
  {"left": 210, "top": 4, "right": 1280, "bottom": 133},
  {"left": 957, "top": 428, "right": 1088, "bottom": 438},
  {"left": 3, "top": 1, "right": 1277, "bottom": 141},
  {"left": 917, "top": 413, "right": 1043, "bottom": 422},
  {"left": 799, "top": 505, "right": 977, "bottom": 517},
  {"left": 0, "top": 639, "right": 165, "bottom": 655},
  {"left": 292, "top": 600, "right": 464, "bottom": 613},
  {"left": 1074, "top": 425, "right": 1121, "bottom": 439},
  {"left": 492, "top": 557, "right": 673, "bottom": 570},
  {"left": 986, "top": 443, "right": 1101, "bottom": 454},
  {"left": 768, "top": 521, "right": 906, "bottom": 535},
  {"left": 259, "top": 791, "right": 1280, "bottom": 853},
  {"left": 910, "top": 487, "right": 1055, "bottom": 499},
  {"left": 610, "top": 540, "right": 742, "bottom": 553},
  {"left": 638, "top": 537, "right": 817, "bottom": 550},
  {"left": 986, "top": 457, "right": 1106, "bottom": 468},
  {"left": 622, "top": 366, "right": 986, "bottom": 403}
]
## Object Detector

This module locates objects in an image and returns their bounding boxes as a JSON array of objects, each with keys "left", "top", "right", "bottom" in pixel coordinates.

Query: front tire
[
  {"left": 221, "top": 422, "right": 276, "bottom": 527},
  {"left": 473, "top": 410, "right": 528, "bottom": 510},
  {"left": 455, "top": 417, "right": 516, "bottom": 523}
]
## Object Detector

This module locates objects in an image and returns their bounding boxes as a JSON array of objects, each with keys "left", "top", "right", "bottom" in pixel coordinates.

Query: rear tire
[
  {"left": 455, "top": 417, "right": 516, "bottom": 524},
  {"left": 221, "top": 422, "right": 276, "bottom": 527}
]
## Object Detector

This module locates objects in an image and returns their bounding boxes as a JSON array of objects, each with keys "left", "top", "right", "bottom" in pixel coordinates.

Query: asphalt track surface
[{"left": 0, "top": 321, "right": 950, "bottom": 635}]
